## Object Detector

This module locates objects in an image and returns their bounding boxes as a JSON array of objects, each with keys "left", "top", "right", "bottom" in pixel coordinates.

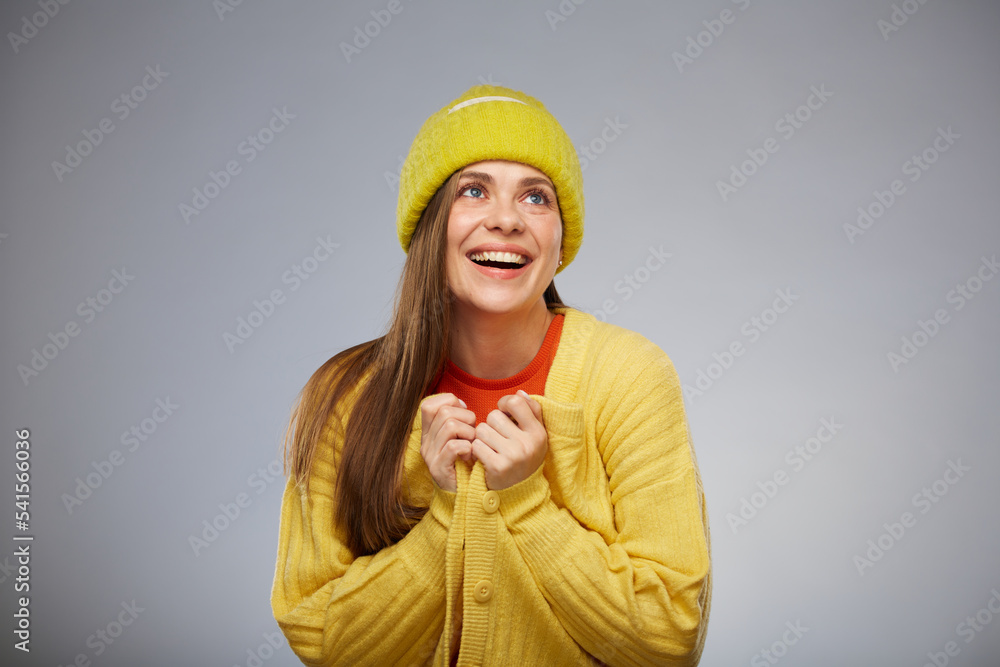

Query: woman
[{"left": 271, "top": 84, "right": 712, "bottom": 666}]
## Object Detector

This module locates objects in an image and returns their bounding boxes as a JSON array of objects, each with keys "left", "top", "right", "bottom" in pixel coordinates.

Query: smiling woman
[{"left": 271, "top": 84, "right": 712, "bottom": 666}]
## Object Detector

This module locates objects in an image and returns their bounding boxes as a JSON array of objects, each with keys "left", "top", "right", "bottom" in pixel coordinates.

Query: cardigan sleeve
[
  {"left": 495, "top": 332, "right": 711, "bottom": 666},
  {"left": 270, "top": 414, "right": 454, "bottom": 666}
]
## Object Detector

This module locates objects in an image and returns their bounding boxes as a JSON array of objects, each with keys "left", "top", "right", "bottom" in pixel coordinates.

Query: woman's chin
[{"left": 453, "top": 296, "right": 543, "bottom": 320}]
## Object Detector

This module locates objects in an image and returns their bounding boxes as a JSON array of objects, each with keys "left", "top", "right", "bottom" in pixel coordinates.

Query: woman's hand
[
  {"left": 419, "top": 393, "right": 476, "bottom": 492},
  {"left": 471, "top": 390, "right": 548, "bottom": 490}
]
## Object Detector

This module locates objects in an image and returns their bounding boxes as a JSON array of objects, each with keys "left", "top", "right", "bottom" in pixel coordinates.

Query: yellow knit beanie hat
[{"left": 397, "top": 85, "right": 584, "bottom": 273}]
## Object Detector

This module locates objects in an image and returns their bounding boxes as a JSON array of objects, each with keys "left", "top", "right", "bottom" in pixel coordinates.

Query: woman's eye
[
  {"left": 526, "top": 192, "right": 546, "bottom": 205},
  {"left": 462, "top": 186, "right": 484, "bottom": 198}
]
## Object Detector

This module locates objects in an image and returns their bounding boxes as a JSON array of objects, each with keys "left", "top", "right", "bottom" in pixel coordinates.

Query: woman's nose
[{"left": 486, "top": 198, "right": 524, "bottom": 234}]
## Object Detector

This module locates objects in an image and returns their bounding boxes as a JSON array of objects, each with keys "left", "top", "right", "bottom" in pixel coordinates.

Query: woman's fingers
[
  {"left": 419, "top": 393, "right": 459, "bottom": 428},
  {"left": 419, "top": 392, "right": 547, "bottom": 490},
  {"left": 486, "top": 392, "right": 543, "bottom": 440},
  {"left": 498, "top": 393, "right": 544, "bottom": 434},
  {"left": 422, "top": 396, "right": 474, "bottom": 448},
  {"left": 485, "top": 409, "right": 519, "bottom": 440},
  {"left": 419, "top": 394, "right": 476, "bottom": 491},
  {"left": 471, "top": 437, "right": 504, "bottom": 471},
  {"left": 436, "top": 402, "right": 476, "bottom": 467},
  {"left": 474, "top": 394, "right": 549, "bottom": 490},
  {"left": 517, "top": 390, "right": 545, "bottom": 422},
  {"left": 441, "top": 404, "right": 478, "bottom": 429},
  {"left": 421, "top": 395, "right": 473, "bottom": 434}
]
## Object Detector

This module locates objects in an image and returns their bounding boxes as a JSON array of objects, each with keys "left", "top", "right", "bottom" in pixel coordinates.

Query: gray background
[{"left": 2, "top": 0, "right": 998, "bottom": 665}]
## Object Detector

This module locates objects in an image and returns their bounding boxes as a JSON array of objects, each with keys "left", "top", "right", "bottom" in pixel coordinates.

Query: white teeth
[{"left": 470, "top": 251, "right": 527, "bottom": 265}]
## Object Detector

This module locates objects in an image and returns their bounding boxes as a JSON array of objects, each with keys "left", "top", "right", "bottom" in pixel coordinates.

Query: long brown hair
[{"left": 283, "top": 167, "right": 566, "bottom": 557}]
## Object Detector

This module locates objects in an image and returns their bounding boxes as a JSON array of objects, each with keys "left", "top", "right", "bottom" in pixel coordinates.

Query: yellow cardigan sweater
[{"left": 271, "top": 307, "right": 712, "bottom": 665}]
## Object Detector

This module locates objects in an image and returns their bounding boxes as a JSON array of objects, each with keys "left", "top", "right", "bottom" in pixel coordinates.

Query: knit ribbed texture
[
  {"left": 271, "top": 307, "right": 712, "bottom": 665},
  {"left": 396, "top": 85, "right": 585, "bottom": 273},
  {"left": 431, "top": 313, "right": 564, "bottom": 425}
]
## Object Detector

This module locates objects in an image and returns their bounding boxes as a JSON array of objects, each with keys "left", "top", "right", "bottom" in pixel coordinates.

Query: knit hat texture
[{"left": 396, "top": 85, "right": 584, "bottom": 273}]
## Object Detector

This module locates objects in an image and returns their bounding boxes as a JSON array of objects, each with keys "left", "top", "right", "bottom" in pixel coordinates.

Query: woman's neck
[{"left": 448, "top": 300, "right": 555, "bottom": 379}]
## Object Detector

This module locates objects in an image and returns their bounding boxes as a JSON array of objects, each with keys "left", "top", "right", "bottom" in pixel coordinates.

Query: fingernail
[
  {"left": 517, "top": 390, "right": 528, "bottom": 398},
  {"left": 459, "top": 399, "right": 467, "bottom": 408}
]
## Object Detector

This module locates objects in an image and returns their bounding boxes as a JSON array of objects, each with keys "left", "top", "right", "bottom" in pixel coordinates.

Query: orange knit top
[{"left": 429, "top": 313, "right": 565, "bottom": 423}]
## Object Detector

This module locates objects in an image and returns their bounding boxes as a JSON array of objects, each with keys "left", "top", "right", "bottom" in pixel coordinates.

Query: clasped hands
[{"left": 420, "top": 391, "right": 547, "bottom": 492}]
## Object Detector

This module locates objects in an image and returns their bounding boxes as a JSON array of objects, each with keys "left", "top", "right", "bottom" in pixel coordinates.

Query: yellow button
[
  {"left": 474, "top": 579, "right": 493, "bottom": 603},
  {"left": 482, "top": 490, "right": 500, "bottom": 513}
]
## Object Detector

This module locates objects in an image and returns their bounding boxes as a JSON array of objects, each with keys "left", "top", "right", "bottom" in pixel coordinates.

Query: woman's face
[{"left": 445, "top": 160, "right": 563, "bottom": 321}]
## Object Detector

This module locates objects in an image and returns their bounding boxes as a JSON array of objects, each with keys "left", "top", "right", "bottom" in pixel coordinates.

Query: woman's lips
[{"left": 467, "top": 255, "right": 531, "bottom": 280}]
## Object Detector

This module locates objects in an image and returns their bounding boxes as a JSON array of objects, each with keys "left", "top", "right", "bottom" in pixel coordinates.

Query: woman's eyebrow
[
  {"left": 518, "top": 176, "right": 556, "bottom": 190},
  {"left": 460, "top": 171, "right": 555, "bottom": 190}
]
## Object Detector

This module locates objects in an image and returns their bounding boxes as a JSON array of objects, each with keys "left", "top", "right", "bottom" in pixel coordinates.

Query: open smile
[{"left": 466, "top": 249, "right": 532, "bottom": 279}]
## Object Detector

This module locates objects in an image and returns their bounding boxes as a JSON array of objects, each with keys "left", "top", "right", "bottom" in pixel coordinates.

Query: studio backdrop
[{"left": 1, "top": 1, "right": 998, "bottom": 665}]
